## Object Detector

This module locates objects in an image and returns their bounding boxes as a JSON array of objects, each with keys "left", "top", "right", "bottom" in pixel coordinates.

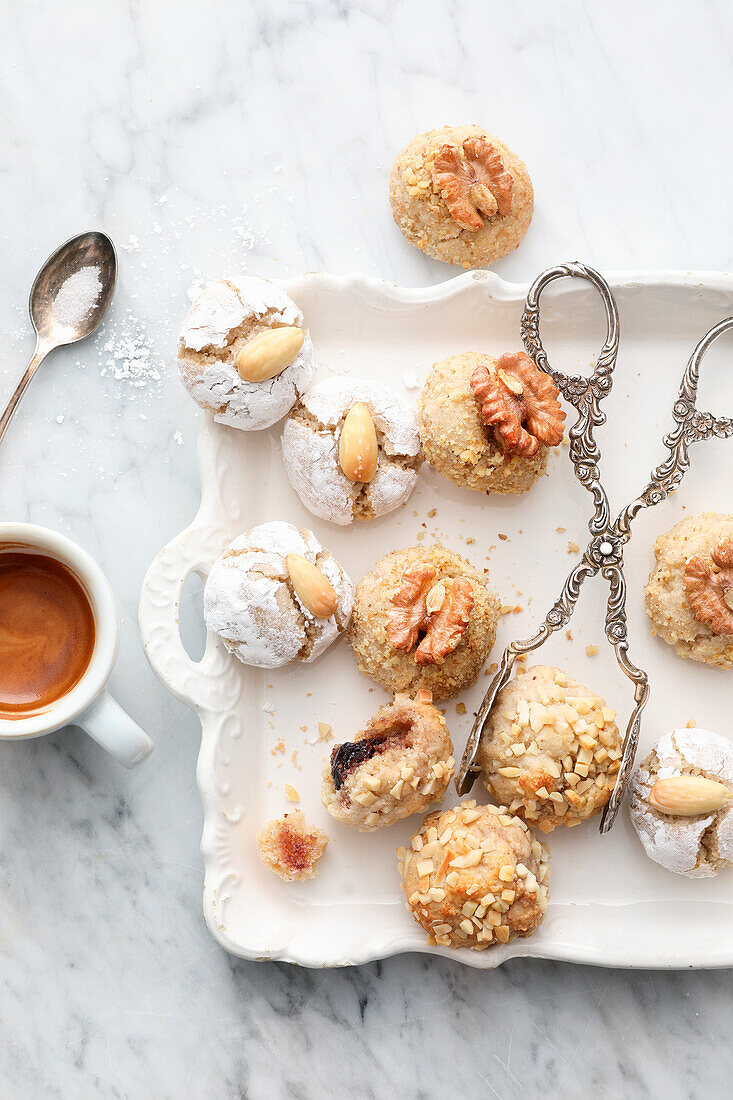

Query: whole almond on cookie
[
  {"left": 236, "top": 326, "right": 305, "bottom": 382},
  {"left": 648, "top": 775, "right": 731, "bottom": 816},
  {"left": 339, "top": 403, "right": 379, "bottom": 482},
  {"left": 286, "top": 554, "right": 339, "bottom": 619}
]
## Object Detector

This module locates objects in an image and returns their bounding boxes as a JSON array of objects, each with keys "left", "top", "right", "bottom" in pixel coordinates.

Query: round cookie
[
  {"left": 645, "top": 512, "right": 733, "bottom": 668},
  {"left": 418, "top": 352, "right": 564, "bottom": 495},
  {"left": 321, "top": 692, "right": 455, "bottom": 831},
  {"left": 282, "top": 377, "right": 422, "bottom": 525},
  {"left": 348, "top": 544, "right": 500, "bottom": 701},
  {"left": 476, "top": 665, "right": 622, "bottom": 832},
  {"left": 629, "top": 728, "right": 733, "bottom": 878},
  {"left": 204, "top": 521, "right": 353, "bottom": 669},
  {"left": 389, "top": 124, "right": 533, "bottom": 268},
  {"left": 178, "top": 277, "right": 315, "bottom": 430},
  {"left": 399, "top": 801, "right": 550, "bottom": 950}
]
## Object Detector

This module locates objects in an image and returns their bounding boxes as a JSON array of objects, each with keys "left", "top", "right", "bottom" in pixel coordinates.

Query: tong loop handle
[
  {"left": 520, "top": 261, "right": 620, "bottom": 405},
  {"left": 674, "top": 316, "right": 733, "bottom": 443}
]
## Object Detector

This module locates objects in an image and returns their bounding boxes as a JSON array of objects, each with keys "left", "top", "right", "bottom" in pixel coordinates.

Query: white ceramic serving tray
[{"left": 139, "top": 269, "right": 733, "bottom": 969}]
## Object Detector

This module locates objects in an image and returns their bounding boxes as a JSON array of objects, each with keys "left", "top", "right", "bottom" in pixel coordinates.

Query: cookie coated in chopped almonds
[
  {"left": 399, "top": 801, "right": 550, "bottom": 950},
  {"left": 321, "top": 692, "right": 455, "bottom": 831},
  {"left": 477, "top": 665, "right": 622, "bottom": 832}
]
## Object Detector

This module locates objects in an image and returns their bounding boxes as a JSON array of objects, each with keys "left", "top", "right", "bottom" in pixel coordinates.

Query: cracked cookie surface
[
  {"left": 204, "top": 521, "right": 353, "bottom": 668},
  {"left": 177, "top": 277, "right": 315, "bottom": 430},
  {"left": 629, "top": 728, "right": 733, "bottom": 877},
  {"left": 281, "top": 377, "right": 421, "bottom": 525}
]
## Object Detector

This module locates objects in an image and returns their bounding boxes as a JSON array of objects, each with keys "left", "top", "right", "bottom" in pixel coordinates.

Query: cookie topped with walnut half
[
  {"left": 390, "top": 124, "right": 534, "bottom": 268},
  {"left": 645, "top": 512, "right": 733, "bottom": 669},
  {"left": 418, "top": 351, "right": 565, "bottom": 495},
  {"left": 348, "top": 544, "right": 500, "bottom": 701}
]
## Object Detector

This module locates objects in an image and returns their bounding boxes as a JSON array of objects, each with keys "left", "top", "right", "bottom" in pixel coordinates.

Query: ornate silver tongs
[{"left": 456, "top": 261, "right": 733, "bottom": 832}]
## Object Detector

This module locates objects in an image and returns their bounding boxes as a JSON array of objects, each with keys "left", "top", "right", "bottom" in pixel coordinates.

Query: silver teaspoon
[{"left": 0, "top": 231, "right": 117, "bottom": 445}]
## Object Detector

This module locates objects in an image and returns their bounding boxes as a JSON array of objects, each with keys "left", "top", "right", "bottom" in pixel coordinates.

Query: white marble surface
[{"left": 1, "top": 0, "right": 733, "bottom": 1095}]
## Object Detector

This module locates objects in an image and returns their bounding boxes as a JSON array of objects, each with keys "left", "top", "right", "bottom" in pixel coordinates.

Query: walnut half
[
  {"left": 432, "top": 137, "right": 513, "bottom": 231},
  {"left": 684, "top": 538, "right": 733, "bottom": 636},
  {"left": 386, "top": 563, "right": 474, "bottom": 665},
  {"left": 470, "top": 352, "right": 566, "bottom": 458}
]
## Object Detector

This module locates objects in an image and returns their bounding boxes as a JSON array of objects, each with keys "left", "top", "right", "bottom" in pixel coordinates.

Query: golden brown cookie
[
  {"left": 476, "top": 665, "right": 622, "bottom": 832},
  {"left": 389, "top": 125, "right": 533, "bottom": 268},
  {"left": 398, "top": 801, "right": 550, "bottom": 950},
  {"left": 348, "top": 544, "right": 499, "bottom": 700},
  {"left": 418, "top": 352, "right": 564, "bottom": 494},
  {"left": 645, "top": 512, "right": 733, "bottom": 668},
  {"left": 321, "top": 691, "right": 455, "bottom": 830}
]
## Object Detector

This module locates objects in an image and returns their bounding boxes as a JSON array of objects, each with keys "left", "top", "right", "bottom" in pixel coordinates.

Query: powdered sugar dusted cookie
[
  {"left": 204, "top": 521, "right": 353, "bottom": 669},
  {"left": 281, "top": 377, "right": 421, "bottom": 525},
  {"left": 178, "top": 277, "right": 315, "bottom": 431},
  {"left": 629, "top": 728, "right": 733, "bottom": 878}
]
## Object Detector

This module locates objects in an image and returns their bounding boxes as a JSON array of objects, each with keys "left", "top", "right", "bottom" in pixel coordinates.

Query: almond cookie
[
  {"left": 282, "top": 377, "right": 422, "bottom": 525},
  {"left": 629, "top": 728, "right": 733, "bottom": 878},
  {"left": 398, "top": 801, "right": 550, "bottom": 950},
  {"left": 644, "top": 512, "right": 733, "bottom": 668},
  {"left": 178, "top": 277, "right": 315, "bottom": 430},
  {"left": 204, "top": 521, "right": 353, "bottom": 669},
  {"left": 348, "top": 544, "right": 500, "bottom": 700},
  {"left": 257, "top": 811, "right": 329, "bottom": 882},
  {"left": 417, "top": 352, "right": 564, "bottom": 495},
  {"left": 321, "top": 691, "right": 455, "bottom": 831},
  {"left": 389, "top": 125, "right": 533, "bottom": 268},
  {"left": 476, "top": 665, "right": 622, "bottom": 832}
]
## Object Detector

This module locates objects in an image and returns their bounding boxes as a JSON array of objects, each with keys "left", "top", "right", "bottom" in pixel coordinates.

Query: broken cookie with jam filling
[{"left": 321, "top": 691, "right": 455, "bottom": 831}]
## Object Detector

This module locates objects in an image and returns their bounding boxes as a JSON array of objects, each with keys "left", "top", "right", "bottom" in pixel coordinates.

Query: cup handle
[{"left": 77, "top": 692, "right": 153, "bottom": 767}]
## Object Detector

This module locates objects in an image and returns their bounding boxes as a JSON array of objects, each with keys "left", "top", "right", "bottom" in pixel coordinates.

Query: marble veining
[{"left": 1, "top": 0, "right": 733, "bottom": 1096}]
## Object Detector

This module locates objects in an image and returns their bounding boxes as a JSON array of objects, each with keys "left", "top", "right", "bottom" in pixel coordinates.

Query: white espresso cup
[{"left": 0, "top": 523, "right": 153, "bottom": 766}]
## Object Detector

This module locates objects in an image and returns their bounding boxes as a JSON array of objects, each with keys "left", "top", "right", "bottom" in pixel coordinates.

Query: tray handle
[{"left": 138, "top": 522, "right": 238, "bottom": 713}]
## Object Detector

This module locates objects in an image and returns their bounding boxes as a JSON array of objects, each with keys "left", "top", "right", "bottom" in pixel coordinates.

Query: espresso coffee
[{"left": 0, "top": 549, "right": 96, "bottom": 719}]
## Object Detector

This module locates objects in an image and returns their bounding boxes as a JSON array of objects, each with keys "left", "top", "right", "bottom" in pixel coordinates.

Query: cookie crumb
[
  {"left": 257, "top": 811, "right": 328, "bottom": 881},
  {"left": 585, "top": 644, "right": 599, "bottom": 657},
  {"left": 284, "top": 784, "right": 300, "bottom": 801}
]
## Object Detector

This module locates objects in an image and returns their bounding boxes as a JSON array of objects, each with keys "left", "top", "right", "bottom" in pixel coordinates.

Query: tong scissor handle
[
  {"left": 521, "top": 261, "right": 620, "bottom": 399},
  {"left": 615, "top": 315, "right": 733, "bottom": 535},
  {"left": 521, "top": 262, "right": 620, "bottom": 537}
]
